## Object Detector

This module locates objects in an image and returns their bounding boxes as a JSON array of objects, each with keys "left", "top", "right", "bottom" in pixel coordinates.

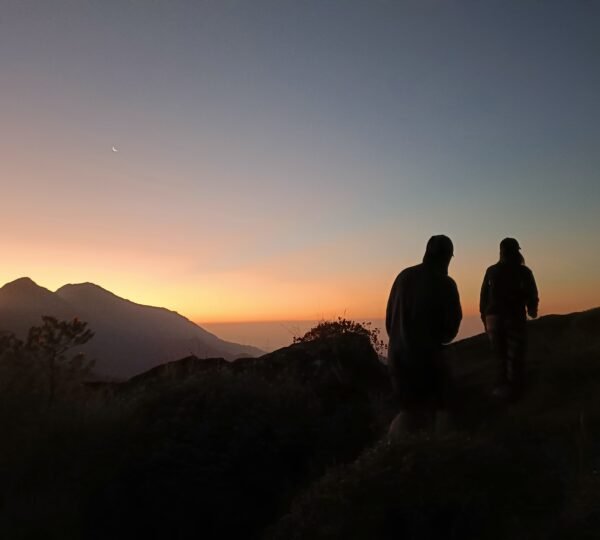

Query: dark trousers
[
  {"left": 388, "top": 347, "right": 450, "bottom": 411},
  {"left": 485, "top": 316, "right": 527, "bottom": 390}
]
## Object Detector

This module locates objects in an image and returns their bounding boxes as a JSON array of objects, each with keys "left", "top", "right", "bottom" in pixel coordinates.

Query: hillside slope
[
  {"left": 2, "top": 308, "right": 600, "bottom": 539},
  {"left": 270, "top": 308, "right": 600, "bottom": 539}
]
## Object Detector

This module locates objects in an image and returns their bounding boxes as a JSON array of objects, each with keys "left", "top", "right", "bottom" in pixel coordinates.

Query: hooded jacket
[{"left": 386, "top": 261, "right": 462, "bottom": 366}]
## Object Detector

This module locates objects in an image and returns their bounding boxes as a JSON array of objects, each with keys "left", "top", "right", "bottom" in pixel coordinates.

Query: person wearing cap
[
  {"left": 386, "top": 235, "right": 462, "bottom": 434},
  {"left": 480, "top": 238, "right": 539, "bottom": 399}
]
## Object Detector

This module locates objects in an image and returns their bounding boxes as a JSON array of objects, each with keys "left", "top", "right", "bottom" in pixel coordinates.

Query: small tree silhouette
[
  {"left": 0, "top": 317, "right": 94, "bottom": 406},
  {"left": 27, "top": 316, "right": 95, "bottom": 405}
]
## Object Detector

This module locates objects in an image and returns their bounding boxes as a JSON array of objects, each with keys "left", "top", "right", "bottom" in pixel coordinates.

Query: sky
[{"left": 1, "top": 0, "right": 599, "bottom": 323}]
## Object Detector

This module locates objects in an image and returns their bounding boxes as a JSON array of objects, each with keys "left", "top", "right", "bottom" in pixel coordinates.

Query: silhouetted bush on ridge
[{"left": 293, "top": 316, "right": 388, "bottom": 357}]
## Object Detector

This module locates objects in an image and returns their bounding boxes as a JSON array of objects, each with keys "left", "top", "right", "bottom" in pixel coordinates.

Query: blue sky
[{"left": 1, "top": 0, "right": 599, "bottom": 320}]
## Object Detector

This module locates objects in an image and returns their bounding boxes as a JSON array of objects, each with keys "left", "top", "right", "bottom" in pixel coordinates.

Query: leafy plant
[
  {"left": 294, "top": 317, "right": 387, "bottom": 356},
  {"left": 0, "top": 316, "right": 94, "bottom": 405}
]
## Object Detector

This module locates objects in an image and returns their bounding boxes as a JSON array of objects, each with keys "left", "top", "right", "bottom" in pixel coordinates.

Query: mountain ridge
[{"left": 0, "top": 277, "right": 263, "bottom": 377}]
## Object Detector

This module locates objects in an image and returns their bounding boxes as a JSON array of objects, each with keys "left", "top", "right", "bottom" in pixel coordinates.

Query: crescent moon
[{"left": 112, "top": 146, "right": 119, "bottom": 153}]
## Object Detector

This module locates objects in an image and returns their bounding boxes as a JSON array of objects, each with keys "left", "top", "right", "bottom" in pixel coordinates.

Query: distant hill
[{"left": 0, "top": 277, "right": 263, "bottom": 378}]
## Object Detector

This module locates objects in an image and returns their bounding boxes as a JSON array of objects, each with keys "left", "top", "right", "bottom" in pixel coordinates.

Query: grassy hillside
[
  {"left": 0, "top": 333, "right": 389, "bottom": 539},
  {"left": 0, "top": 309, "right": 599, "bottom": 539},
  {"left": 270, "top": 309, "right": 600, "bottom": 539}
]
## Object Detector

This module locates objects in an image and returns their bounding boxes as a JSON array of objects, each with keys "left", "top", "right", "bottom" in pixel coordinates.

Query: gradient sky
[{"left": 1, "top": 0, "right": 599, "bottom": 322}]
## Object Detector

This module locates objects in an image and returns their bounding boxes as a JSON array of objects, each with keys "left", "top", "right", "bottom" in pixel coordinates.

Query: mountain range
[{"left": 0, "top": 277, "right": 263, "bottom": 378}]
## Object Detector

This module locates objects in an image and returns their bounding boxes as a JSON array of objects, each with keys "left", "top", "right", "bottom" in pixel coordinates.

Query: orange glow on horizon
[
  {"left": 1, "top": 230, "right": 599, "bottom": 324},
  {"left": 1, "top": 264, "right": 597, "bottom": 326}
]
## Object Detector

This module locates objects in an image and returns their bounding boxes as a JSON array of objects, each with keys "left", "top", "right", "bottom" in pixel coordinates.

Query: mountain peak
[
  {"left": 1, "top": 277, "right": 45, "bottom": 294},
  {"left": 57, "top": 282, "right": 112, "bottom": 294},
  {"left": 3, "top": 276, "right": 38, "bottom": 287},
  {"left": 56, "top": 282, "right": 125, "bottom": 308}
]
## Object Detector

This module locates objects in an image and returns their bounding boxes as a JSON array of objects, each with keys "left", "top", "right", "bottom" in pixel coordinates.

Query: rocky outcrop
[{"left": 122, "top": 332, "right": 390, "bottom": 397}]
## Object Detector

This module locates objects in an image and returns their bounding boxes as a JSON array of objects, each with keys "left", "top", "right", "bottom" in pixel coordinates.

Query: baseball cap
[{"left": 500, "top": 237, "right": 521, "bottom": 251}]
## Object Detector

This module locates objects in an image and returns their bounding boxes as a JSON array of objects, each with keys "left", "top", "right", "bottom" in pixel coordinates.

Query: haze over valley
[{"left": 202, "top": 316, "right": 484, "bottom": 353}]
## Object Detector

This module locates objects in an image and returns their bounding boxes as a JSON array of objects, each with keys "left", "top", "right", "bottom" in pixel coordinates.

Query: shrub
[{"left": 294, "top": 317, "right": 387, "bottom": 356}]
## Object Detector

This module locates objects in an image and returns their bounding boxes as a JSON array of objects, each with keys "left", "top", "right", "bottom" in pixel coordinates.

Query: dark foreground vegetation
[{"left": 1, "top": 311, "right": 600, "bottom": 539}]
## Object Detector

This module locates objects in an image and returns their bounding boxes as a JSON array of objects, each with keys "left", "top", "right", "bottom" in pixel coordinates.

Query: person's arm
[
  {"left": 526, "top": 268, "right": 539, "bottom": 318},
  {"left": 442, "top": 278, "right": 462, "bottom": 344},
  {"left": 385, "top": 276, "right": 399, "bottom": 336},
  {"left": 479, "top": 269, "right": 489, "bottom": 325}
]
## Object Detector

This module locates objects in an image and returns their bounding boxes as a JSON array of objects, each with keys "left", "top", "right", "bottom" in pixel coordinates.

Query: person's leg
[
  {"left": 431, "top": 349, "right": 453, "bottom": 436},
  {"left": 506, "top": 318, "right": 527, "bottom": 397},
  {"left": 404, "top": 363, "right": 432, "bottom": 433},
  {"left": 388, "top": 359, "right": 421, "bottom": 439},
  {"left": 388, "top": 358, "right": 435, "bottom": 439},
  {"left": 486, "top": 316, "right": 509, "bottom": 390}
]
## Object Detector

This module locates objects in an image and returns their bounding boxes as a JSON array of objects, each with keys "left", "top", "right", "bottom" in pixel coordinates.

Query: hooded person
[
  {"left": 480, "top": 238, "right": 539, "bottom": 398},
  {"left": 385, "top": 235, "right": 462, "bottom": 432}
]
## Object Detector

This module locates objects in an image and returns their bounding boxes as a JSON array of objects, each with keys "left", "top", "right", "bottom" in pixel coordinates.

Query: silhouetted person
[
  {"left": 386, "top": 235, "right": 462, "bottom": 434},
  {"left": 480, "top": 238, "right": 539, "bottom": 399}
]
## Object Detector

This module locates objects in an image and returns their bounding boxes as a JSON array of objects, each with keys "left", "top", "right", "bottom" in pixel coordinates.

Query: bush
[{"left": 294, "top": 317, "right": 387, "bottom": 356}]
